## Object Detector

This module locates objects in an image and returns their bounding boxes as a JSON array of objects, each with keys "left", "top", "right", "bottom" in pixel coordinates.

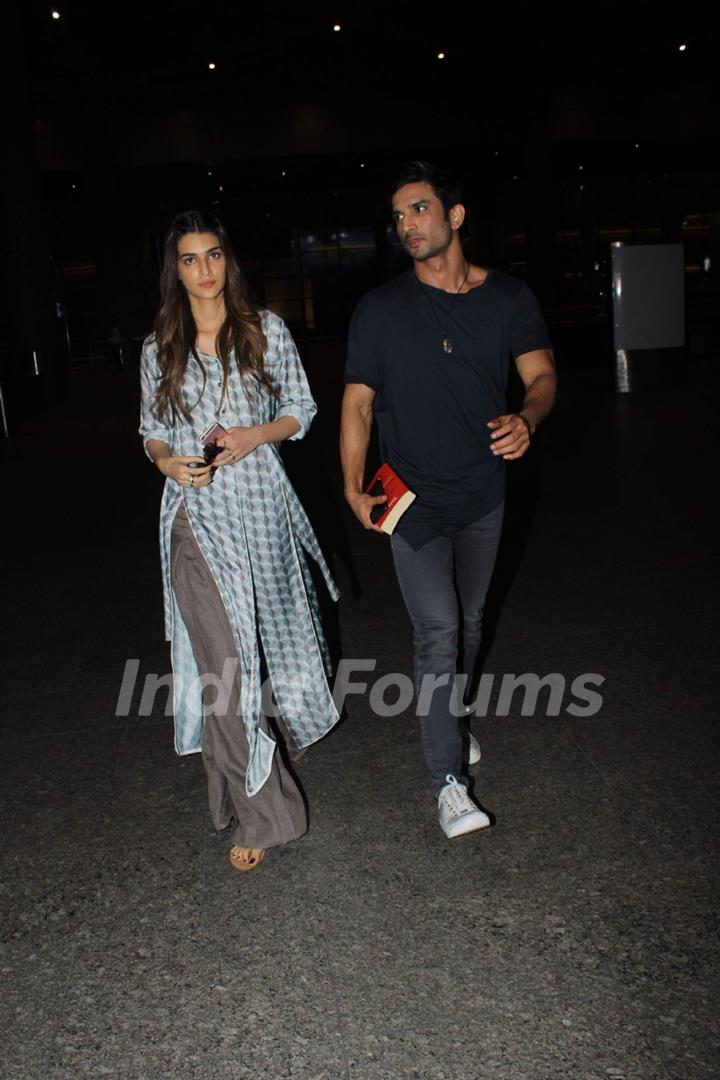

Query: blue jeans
[{"left": 390, "top": 502, "right": 504, "bottom": 795}]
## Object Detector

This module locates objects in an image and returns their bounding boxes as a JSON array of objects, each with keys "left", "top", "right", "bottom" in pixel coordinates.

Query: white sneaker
[
  {"left": 437, "top": 775, "right": 490, "bottom": 838},
  {"left": 468, "top": 731, "right": 481, "bottom": 766}
]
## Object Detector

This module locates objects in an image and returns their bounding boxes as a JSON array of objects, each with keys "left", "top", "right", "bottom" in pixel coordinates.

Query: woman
[{"left": 139, "top": 209, "right": 339, "bottom": 871}]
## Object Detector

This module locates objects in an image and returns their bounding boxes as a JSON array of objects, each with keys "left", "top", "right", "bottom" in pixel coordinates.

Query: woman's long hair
[{"left": 152, "top": 209, "right": 276, "bottom": 424}]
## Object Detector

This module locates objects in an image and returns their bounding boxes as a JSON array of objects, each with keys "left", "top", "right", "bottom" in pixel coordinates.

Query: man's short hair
[{"left": 389, "top": 161, "right": 464, "bottom": 217}]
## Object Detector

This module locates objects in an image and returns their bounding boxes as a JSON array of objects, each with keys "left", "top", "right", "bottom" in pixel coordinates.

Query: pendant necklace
[{"left": 415, "top": 264, "right": 470, "bottom": 354}]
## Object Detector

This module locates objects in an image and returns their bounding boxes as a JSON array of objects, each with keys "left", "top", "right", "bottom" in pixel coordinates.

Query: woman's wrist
[
  {"left": 261, "top": 416, "right": 301, "bottom": 445},
  {"left": 518, "top": 412, "right": 535, "bottom": 436}
]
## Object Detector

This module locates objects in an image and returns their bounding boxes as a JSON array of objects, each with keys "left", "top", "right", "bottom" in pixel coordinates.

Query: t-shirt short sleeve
[
  {"left": 510, "top": 282, "right": 553, "bottom": 358},
  {"left": 345, "top": 294, "right": 381, "bottom": 390}
]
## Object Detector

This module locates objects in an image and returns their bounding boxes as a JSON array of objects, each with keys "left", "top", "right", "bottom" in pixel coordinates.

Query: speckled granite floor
[{"left": 1, "top": 361, "right": 718, "bottom": 1080}]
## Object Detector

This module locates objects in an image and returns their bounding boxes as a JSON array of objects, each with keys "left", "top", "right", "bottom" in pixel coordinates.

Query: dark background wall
[{"left": 1, "top": 0, "right": 718, "bottom": 415}]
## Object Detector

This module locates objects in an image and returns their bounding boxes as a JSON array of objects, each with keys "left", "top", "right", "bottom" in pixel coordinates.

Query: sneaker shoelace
[{"left": 440, "top": 779, "right": 474, "bottom": 819}]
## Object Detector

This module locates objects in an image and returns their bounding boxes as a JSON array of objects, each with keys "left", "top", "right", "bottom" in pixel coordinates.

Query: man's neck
[{"left": 413, "top": 246, "right": 469, "bottom": 293}]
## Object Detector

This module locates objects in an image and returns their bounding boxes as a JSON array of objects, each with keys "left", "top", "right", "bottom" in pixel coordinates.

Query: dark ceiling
[{"left": 21, "top": 0, "right": 714, "bottom": 114}]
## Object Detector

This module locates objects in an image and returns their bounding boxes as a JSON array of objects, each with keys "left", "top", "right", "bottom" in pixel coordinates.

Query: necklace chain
[{"left": 414, "top": 265, "right": 470, "bottom": 354}]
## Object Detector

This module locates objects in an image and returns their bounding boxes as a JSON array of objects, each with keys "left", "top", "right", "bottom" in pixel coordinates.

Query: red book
[{"left": 366, "top": 463, "right": 416, "bottom": 534}]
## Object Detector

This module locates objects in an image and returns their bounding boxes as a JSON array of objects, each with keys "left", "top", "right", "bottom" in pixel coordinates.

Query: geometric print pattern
[{"left": 139, "top": 311, "right": 340, "bottom": 795}]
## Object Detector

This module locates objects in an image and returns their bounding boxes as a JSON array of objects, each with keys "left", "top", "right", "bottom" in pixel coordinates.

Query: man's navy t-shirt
[{"left": 345, "top": 268, "right": 552, "bottom": 549}]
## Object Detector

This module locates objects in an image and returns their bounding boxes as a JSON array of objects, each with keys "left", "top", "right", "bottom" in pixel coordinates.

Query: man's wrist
[{"left": 518, "top": 413, "right": 534, "bottom": 436}]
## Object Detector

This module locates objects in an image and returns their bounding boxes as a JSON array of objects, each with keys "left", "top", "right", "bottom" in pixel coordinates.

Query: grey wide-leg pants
[{"left": 170, "top": 505, "right": 307, "bottom": 849}]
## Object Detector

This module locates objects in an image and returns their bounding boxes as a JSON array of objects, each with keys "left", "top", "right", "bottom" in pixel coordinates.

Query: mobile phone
[{"left": 200, "top": 421, "right": 227, "bottom": 446}]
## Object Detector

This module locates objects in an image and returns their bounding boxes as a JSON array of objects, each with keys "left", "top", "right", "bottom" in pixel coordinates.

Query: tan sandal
[{"left": 229, "top": 846, "right": 265, "bottom": 872}]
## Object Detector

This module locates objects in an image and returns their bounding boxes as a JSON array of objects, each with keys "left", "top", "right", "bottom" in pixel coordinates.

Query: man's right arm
[{"left": 340, "top": 382, "right": 386, "bottom": 531}]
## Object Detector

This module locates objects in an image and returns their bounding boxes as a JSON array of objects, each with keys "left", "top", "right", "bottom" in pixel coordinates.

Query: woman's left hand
[{"left": 214, "top": 426, "right": 263, "bottom": 466}]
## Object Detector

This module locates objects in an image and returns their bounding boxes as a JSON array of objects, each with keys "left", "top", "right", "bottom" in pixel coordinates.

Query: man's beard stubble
[{"left": 403, "top": 227, "right": 452, "bottom": 263}]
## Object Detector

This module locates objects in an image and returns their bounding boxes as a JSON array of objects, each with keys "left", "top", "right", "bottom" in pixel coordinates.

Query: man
[{"left": 340, "top": 161, "right": 556, "bottom": 839}]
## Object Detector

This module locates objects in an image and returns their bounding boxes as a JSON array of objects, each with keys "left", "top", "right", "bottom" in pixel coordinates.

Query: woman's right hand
[{"left": 157, "top": 456, "right": 213, "bottom": 487}]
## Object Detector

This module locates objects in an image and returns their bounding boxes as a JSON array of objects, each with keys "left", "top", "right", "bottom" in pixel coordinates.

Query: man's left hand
[{"left": 487, "top": 414, "right": 532, "bottom": 460}]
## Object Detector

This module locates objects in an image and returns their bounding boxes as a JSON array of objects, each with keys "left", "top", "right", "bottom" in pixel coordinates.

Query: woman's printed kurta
[{"left": 139, "top": 311, "right": 339, "bottom": 795}]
